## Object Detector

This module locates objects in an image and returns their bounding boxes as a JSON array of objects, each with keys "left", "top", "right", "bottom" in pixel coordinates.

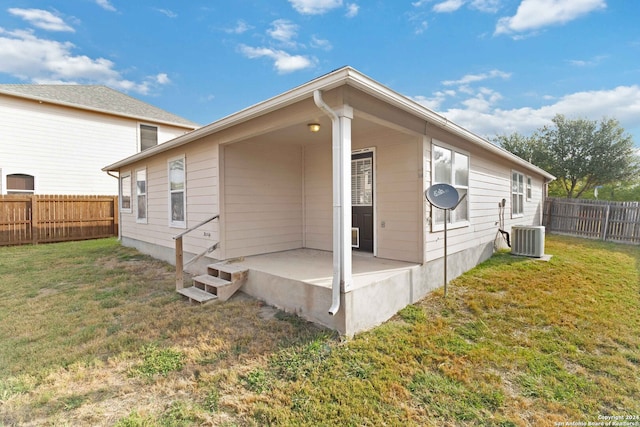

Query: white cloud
[
  {"left": 311, "top": 35, "right": 333, "bottom": 50},
  {"left": 95, "top": 0, "right": 116, "bottom": 12},
  {"left": 433, "top": 0, "right": 465, "bottom": 13},
  {"left": 239, "top": 45, "right": 316, "bottom": 74},
  {"left": 155, "top": 9, "right": 178, "bottom": 18},
  {"left": 495, "top": 0, "right": 606, "bottom": 36},
  {"left": 345, "top": 3, "right": 359, "bottom": 17},
  {"left": 0, "top": 28, "right": 167, "bottom": 94},
  {"left": 469, "top": 0, "right": 501, "bottom": 13},
  {"left": 155, "top": 73, "right": 171, "bottom": 85},
  {"left": 442, "top": 69, "right": 511, "bottom": 86},
  {"left": 224, "top": 20, "right": 252, "bottom": 34},
  {"left": 268, "top": 19, "right": 299, "bottom": 46},
  {"left": 8, "top": 8, "right": 74, "bottom": 32},
  {"left": 437, "top": 85, "right": 640, "bottom": 140},
  {"left": 289, "top": 0, "right": 343, "bottom": 15},
  {"left": 567, "top": 54, "right": 607, "bottom": 67}
]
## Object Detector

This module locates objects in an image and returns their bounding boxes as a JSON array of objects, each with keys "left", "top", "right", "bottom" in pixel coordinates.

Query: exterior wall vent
[{"left": 511, "top": 226, "right": 545, "bottom": 258}]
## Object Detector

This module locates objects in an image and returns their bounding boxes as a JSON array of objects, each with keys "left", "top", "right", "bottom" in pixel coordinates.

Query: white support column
[{"left": 336, "top": 106, "right": 353, "bottom": 292}]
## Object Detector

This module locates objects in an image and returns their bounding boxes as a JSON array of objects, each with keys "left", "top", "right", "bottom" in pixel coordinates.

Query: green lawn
[{"left": 0, "top": 235, "right": 638, "bottom": 426}]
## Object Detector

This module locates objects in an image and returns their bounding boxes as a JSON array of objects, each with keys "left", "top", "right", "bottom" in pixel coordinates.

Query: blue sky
[{"left": 1, "top": 0, "right": 639, "bottom": 146}]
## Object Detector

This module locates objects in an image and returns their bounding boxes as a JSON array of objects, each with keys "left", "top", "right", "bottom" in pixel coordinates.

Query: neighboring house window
[
  {"left": 512, "top": 171, "right": 524, "bottom": 217},
  {"left": 120, "top": 172, "right": 132, "bottom": 212},
  {"left": 136, "top": 169, "right": 147, "bottom": 223},
  {"left": 526, "top": 176, "right": 532, "bottom": 201},
  {"left": 140, "top": 124, "right": 158, "bottom": 151},
  {"left": 6, "top": 174, "right": 34, "bottom": 194},
  {"left": 432, "top": 142, "right": 469, "bottom": 227},
  {"left": 168, "top": 156, "right": 186, "bottom": 227}
]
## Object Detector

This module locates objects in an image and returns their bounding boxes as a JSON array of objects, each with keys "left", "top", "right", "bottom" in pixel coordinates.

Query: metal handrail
[{"left": 172, "top": 214, "right": 219, "bottom": 240}]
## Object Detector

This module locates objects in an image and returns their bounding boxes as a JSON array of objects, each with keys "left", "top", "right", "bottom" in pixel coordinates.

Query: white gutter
[{"left": 313, "top": 90, "right": 352, "bottom": 316}]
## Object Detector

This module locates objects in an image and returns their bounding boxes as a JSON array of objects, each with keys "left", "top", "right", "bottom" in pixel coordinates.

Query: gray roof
[{"left": 0, "top": 84, "right": 200, "bottom": 128}]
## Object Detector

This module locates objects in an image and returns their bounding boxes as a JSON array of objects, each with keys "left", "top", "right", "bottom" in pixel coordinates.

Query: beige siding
[
  {"left": 0, "top": 95, "right": 191, "bottom": 195},
  {"left": 423, "top": 133, "right": 547, "bottom": 262},
  {"left": 119, "top": 138, "right": 219, "bottom": 256},
  {"left": 362, "top": 131, "right": 422, "bottom": 263},
  {"left": 304, "top": 143, "right": 332, "bottom": 251},
  {"left": 223, "top": 141, "right": 303, "bottom": 258},
  {"left": 302, "top": 126, "right": 423, "bottom": 263}
]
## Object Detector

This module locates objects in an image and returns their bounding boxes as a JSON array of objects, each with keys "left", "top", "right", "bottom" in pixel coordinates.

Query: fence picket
[
  {"left": 0, "top": 195, "right": 118, "bottom": 246},
  {"left": 544, "top": 198, "right": 640, "bottom": 245}
]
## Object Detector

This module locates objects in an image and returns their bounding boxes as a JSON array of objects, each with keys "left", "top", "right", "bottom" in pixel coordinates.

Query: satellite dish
[{"left": 425, "top": 183, "right": 460, "bottom": 210}]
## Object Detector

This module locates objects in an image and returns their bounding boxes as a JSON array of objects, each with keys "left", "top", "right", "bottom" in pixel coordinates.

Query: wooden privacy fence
[
  {"left": 0, "top": 195, "right": 118, "bottom": 246},
  {"left": 543, "top": 198, "right": 640, "bottom": 244}
]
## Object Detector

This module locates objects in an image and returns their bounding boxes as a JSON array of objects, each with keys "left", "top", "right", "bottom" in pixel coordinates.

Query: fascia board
[
  {"left": 104, "top": 66, "right": 555, "bottom": 181},
  {"left": 343, "top": 72, "right": 555, "bottom": 181}
]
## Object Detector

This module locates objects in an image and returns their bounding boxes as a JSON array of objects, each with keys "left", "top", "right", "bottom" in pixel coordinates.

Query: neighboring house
[
  {"left": 103, "top": 67, "right": 554, "bottom": 337},
  {"left": 0, "top": 85, "right": 199, "bottom": 195}
]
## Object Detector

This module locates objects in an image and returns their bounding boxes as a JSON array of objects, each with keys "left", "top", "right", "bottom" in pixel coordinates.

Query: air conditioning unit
[{"left": 511, "top": 226, "right": 545, "bottom": 258}]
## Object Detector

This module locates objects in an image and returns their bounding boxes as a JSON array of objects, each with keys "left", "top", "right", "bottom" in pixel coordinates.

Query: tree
[
  {"left": 495, "top": 115, "right": 639, "bottom": 199},
  {"left": 492, "top": 132, "right": 551, "bottom": 170}
]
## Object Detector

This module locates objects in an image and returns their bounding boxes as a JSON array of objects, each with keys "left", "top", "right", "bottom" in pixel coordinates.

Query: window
[
  {"left": 512, "top": 171, "right": 524, "bottom": 217},
  {"left": 526, "top": 176, "right": 532, "bottom": 201},
  {"left": 432, "top": 142, "right": 469, "bottom": 227},
  {"left": 6, "top": 174, "right": 34, "bottom": 194},
  {"left": 168, "top": 157, "right": 186, "bottom": 227},
  {"left": 140, "top": 124, "right": 158, "bottom": 151},
  {"left": 136, "top": 169, "right": 147, "bottom": 222},
  {"left": 120, "top": 172, "right": 132, "bottom": 212},
  {"left": 351, "top": 156, "right": 373, "bottom": 206}
]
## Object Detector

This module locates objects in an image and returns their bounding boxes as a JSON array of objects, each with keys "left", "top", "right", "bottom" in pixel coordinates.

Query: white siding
[{"left": 0, "top": 95, "right": 191, "bottom": 195}]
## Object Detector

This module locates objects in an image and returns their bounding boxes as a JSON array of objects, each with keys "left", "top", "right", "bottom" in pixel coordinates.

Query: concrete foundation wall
[
  {"left": 241, "top": 240, "right": 495, "bottom": 337},
  {"left": 120, "top": 236, "right": 214, "bottom": 275},
  {"left": 241, "top": 269, "right": 347, "bottom": 333},
  {"left": 121, "top": 237, "right": 495, "bottom": 337}
]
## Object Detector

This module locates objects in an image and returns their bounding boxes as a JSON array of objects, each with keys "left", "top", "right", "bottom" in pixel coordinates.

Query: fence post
[
  {"left": 31, "top": 195, "right": 38, "bottom": 245},
  {"left": 602, "top": 205, "right": 610, "bottom": 241}
]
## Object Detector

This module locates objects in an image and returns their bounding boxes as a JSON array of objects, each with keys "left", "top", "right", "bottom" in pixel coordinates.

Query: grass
[{"left": 0, "top": 235, "right": 638, "bottom": 426}]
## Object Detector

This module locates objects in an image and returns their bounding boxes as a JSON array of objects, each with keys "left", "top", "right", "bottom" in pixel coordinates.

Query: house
[
  {"left": 0, "top": 85, "right": 199, "bottom": 195},
  {"left": 103, "top": 67, "right": 554, "bottom": 337}
]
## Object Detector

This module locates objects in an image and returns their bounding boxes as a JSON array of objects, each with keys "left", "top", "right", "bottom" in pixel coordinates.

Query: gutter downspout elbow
[{"left": 313, "top": 90, "right": 341, "bottom": 316}]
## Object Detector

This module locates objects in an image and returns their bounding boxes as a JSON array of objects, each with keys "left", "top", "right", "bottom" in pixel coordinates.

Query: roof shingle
[{"left": 0, "top": 84, "right": 200, "bottom": 128}]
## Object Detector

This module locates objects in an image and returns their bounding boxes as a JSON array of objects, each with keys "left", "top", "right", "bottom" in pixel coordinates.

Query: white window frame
[
  {"left": 512, "top": 171, "right": 525, "bottom": 218},
  {"left": 431, "top": 141, "right": 470, "bottom": 231},
  {"left": 5, "top": 173, "right": 35, "bottom": 195},
  {"left": 120, "top": 171, "right": 132, "bottom": 213},
  {"left": 526, "top": 176, "right": 532, "bottom": 201},
  {"left": 139, "top": 123, "right": 158, "bottom": 152},
  {"left": 135, "top": 168, "right": 147, "bottom": 223},
  {"left": 168, "top": 155, "right": 186, "bottom": 228}
]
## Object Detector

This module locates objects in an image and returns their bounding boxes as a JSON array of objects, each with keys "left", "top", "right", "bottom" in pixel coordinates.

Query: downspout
[
  {"left": 106, "top": 171, "right": 122, "bottom": 241},
  {"left": 313, "top": 90, "right": 342, "bottom": 316}
]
